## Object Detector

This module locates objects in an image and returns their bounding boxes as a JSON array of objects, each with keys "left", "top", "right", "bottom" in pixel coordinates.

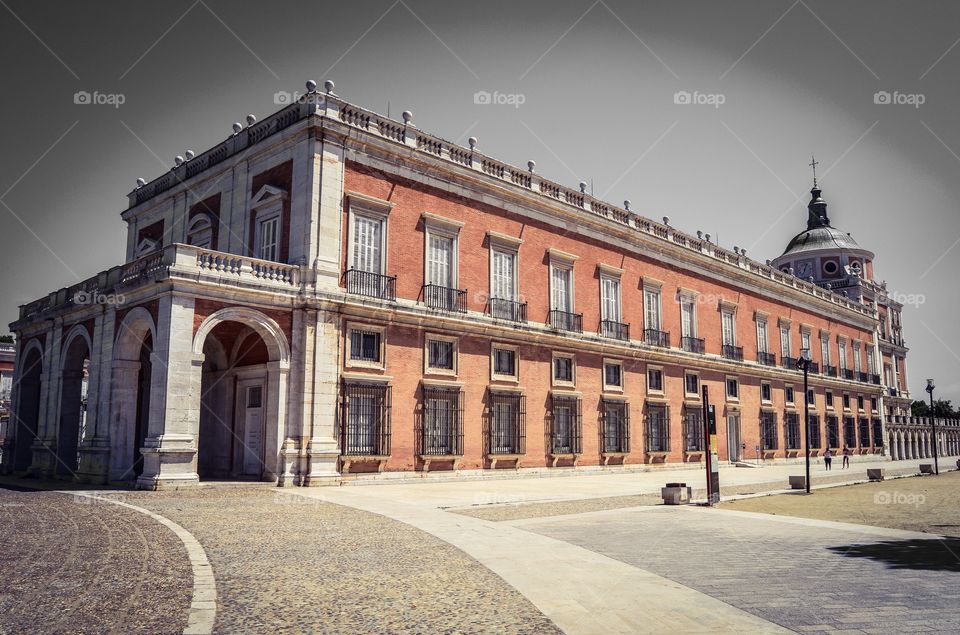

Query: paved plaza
[{"left": 2, "top": 455, "right": 959, "bottom": 633}]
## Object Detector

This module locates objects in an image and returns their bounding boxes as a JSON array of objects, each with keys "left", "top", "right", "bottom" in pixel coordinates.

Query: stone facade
[{"left": 0, "top": 84, "right": 924, "bottom": 488}]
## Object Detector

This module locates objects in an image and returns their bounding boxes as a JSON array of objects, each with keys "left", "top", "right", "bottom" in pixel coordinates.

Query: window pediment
[{"left": 250, "top": 184, "right": 288, "bottom": 210}]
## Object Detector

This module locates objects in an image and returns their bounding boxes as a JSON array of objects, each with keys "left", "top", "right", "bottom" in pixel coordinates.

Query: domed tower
[{"left": 771, "top": 177, "right": 875, "bottom": 300}]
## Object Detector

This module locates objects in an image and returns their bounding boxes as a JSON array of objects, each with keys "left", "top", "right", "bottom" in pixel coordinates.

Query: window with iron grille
[
  {"left": 553, "top": 356, "right": 574, "bottom": 383},
  {"left": 549, "top": 396, "right": 582, "bottom": 454},
  {"left": 604, "top": 362, "right": 623, "bottom": 389},
  {"left": 761, "top": 382, "right": 772, "bottom": 402},
  {"left": 760, "top": 411, "right": 778, "bottom": 450},
  {"left": 493, "top": 347, "right": 516, "bottom": 377},
  {"left": 646, "top": 403, "right": 670, "bottom": 452},
  {"left": 341, "top": 382, "right": 391, "bottom": 456},
  {"left": 349, "top": 329, "right": 381, "bottom": 362},
  {"left": 843, "top": 416, "right": 856, "bottom": 447},
  {"left": 858, "top": 417, "right": 870, "bottom": 447},
  {"left": 684, "top": 373, "right": 699, "bottom": 396},
  {"left": 807, "top": 414, "right": 821, "bottom": 449},
  {"left": 683, "top": 408, "right": 704, "bottom": 452},
  {"left": 601, "top": 400, "right": 630, "bottom": 453},
  {"left": 827, "top": 416, "right": 839, "bottom": 448},
  {"left": 427, "top": 339, "right": 455, "bottom": 371},
  {"left": 872, "top": 418, "right": 883, "bottom": 447},
  {"left": 420, "top": 387, "right": 463, "bottom": 456},
  {"left": 647, "top": 368, "right": 663, "bottom": 392},
  {"left": 784, "top": 413, "right": 801, "bottom": 450},
  {"left": 488, "top": 391, "right": 525, "bottom": 455}
]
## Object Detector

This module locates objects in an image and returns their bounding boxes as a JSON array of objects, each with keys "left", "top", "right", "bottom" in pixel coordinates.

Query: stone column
[
  {"left": 107, "top": 359, "right": 142, "bottom": 482},
  {"left": 29, "top": 321, "right": 62, "bottom": 478},
  {"left": 76, "top": 306, "right": 114, "bottom": 484},
  {"left": 0, "top": 337, "right": 23, "bottom": 473},
  {"left": 303, "top": 308, "right": 341, "bottom": 486},
  {"left": 137, "top": 293, "right": 201, "bottom": 489},
  {"left": 263, "top": 359, "right": 290, "bottom": 483}
]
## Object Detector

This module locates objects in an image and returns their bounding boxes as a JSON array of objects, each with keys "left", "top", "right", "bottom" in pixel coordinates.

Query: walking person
[
  {"left": 842, "top": 446, "right": 850, "bottom": 469},
  {"left": 823, "top": 448, "right": 833, "bottom": 471}
]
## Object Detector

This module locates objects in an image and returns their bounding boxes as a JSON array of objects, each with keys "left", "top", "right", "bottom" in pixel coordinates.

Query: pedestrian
[
  {"left": 842, "top": 446, "right": 850, "bottom": 469},
  {"left": 823, "top": 448, "right": 832, "bottom": 471}
]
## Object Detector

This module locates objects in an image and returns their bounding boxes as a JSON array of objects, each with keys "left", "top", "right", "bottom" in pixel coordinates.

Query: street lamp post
[
  {"left": 797, "top": 348, "right": 812, "bottom": 494},
  {"left": 927, "top": 378, "right": 939, "bottom": 475}
]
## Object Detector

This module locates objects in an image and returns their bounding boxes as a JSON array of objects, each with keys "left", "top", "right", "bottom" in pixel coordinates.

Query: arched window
[{"left": 187, "top": 214, "right": 214, "bottom": 249}]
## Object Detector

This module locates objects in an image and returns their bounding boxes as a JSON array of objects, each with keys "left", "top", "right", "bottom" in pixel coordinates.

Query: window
[
  {"left": 726, "top": 377, "right": 739, "bottom": 400},
  {"left": 843, "top": 416, "right": 856, "bottom": 447},
  {"left": 826, "top": 391, "right": 834, "bottom": 408},
  {"left": 247, "top": 386, "right": 263, "bottom": 408},
  {"left": 807, "top": 389, "right": 815, "bottom": 406},
  {"left": 680, "top": 295, "right": 697, "bottom": 338},
  {"left": 550, "top": 395, "right": 582, "bottom": 455},
  {"left": 721, "top": 310, "right": 736, "bottom": 346},
  {"left": 760, "top": 412, "right": 778, "bottom": 451},
  {"left": 603, "top": 361, "right": 623, "bottom": 391},
  {"left": 858, "top": 417, "right": 870, "bottom": 447},
  {"left": 785, "top": 386, "right": 795, "bottom": 404},
  {"left": 349, "top": 328, "right": 382, "bottom": 363},
  {"left": 857, "top": 395, "right": 864, "bottom": 411},
  {"left": 491, "top": 247, "right": 517, "bottom": 301},
  {"left": 756, "top": 317, "right": 768, "bottom": 353},
  {"left": 827, "top": 416, "right": 839, "bottom": 448},
  {"left": 647, "top": 367, "right": 663, "bottom": 392},
  {"left": 853, "top": 344, "right": 862, "bottom": 374},
  {"left": 683, "top": 408, "right": 704, "bottom": 452},
  {"left": 421, "top": 387, "right": 463, "bottom": 456},
  {"left": 821, "top": 336, "right": 831, "bottom": 367},
  {"left": 341, "top": 382, "right": 391, "bottom": 456},
  {"left": 601, "top": 400, "right": 630, "bottom": 453},
  {"left": 784, "top": 413, "right": 801, "bottom": 450},
  {"left": 646, "top": 404, "right": 670, "bottom": 452},
  {"left": 842, "top": 393, "right": 851, "bottom": 410},
  {"left": 644, "top": 286, "right": 662, "bottom": 331},
  {"left": 867, "top": 349, "right": 876, "bottom": 375},
  {"left": 870, "top": 396, "right": 878, "bottom": 411},
  {"left": 426, "top": 233, "right": 455, "bottom": 288},
  {"left": 838, "top": 340, "right": 848, "bottom": 370},
  {"left": 550, "top": 263, "right": 573, "bottom": 312},
  {"left": 187, "top": 215, "right": 214, "bottom": 249},
  {"left": 872, "top": 418, "right": 883, "bottom": 447},
  {"left": 352, "top": 214, "right": 385, "bottom": 274},
  {"left": 492, "top": 345, "right": 518, "bottom": 380},
  {"left": 600, "top": 275, "right": 621, "bottom": 323},
  {"left": 807, "top": 414, "right": 821, "bottom": 449},
  {"left": 684, "top": 373, "right": 699, "bottom": 396},
  {"left": 258, "top": 216, "right": 279, "bottom": 261},
  {"left": 489, "top": 391, "right": 525, "bottom": 455},
  {"left": 780, "top": 324, "right": 792, "bottom": 358},
  {"left": 800, "top": 329, "right": 811, "bottom": 353},
  {"left": 761, "top": 382, "right": 772, "bottom": 402},
  {"left": 426, "top": 337, "right": 456, "bottom": 373},
  {"left": 553, "top": 354, "right": 574, "bottom": 385}
]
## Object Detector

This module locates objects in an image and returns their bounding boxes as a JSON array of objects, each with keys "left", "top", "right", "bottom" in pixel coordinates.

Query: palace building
[{"left": 3, "top": 81, "right": 958, "bottom": 488}]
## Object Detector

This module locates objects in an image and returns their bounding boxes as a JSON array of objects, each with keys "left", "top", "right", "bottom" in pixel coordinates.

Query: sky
[{"left": 1, "top": 0, "right": 959, "bottom": 400}]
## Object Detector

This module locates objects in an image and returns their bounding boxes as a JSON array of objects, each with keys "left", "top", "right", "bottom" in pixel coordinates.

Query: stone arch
[
  {"left": 56, "top": 325, "right": 92, "bottom": 476},
  {"left": 192, "top": 307, "right": 289, "bottom": 364},
  {"left": 110, "top": 307, "right": 157, "bottom": 481},
  {"left": 12, "top": 338, "right": 44, "bottom": 472}
]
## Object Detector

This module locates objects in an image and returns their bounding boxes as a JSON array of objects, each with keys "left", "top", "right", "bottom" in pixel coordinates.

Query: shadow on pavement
[{"left": 828, "top": 538, "right": 960, "bottom": 572}]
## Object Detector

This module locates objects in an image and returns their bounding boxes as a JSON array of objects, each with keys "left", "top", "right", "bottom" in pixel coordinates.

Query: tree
[
  {"left": 911, "top": 399, "right": 956, "bottom": 418},
  {"left": 912, "top": 400, "right": 928, "bottom": 417},
  {"left": 0, "top": 334, "right": 12, "bottom": 344}
]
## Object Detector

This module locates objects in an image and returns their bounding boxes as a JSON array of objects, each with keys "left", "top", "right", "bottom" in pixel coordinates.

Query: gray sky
[{"left": 1, "top": 0, "right": 959, "bottom": 401}]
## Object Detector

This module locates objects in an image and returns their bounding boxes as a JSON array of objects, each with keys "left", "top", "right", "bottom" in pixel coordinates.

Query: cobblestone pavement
[
  {"left": 124, "top": 486, "right": 560, "bottom": 635},
  {"left": 0, "top": 485, "right": 192, "bottom": 634},
  {"left": 520, "top": 506, "right": 960, "bottom": 634}
]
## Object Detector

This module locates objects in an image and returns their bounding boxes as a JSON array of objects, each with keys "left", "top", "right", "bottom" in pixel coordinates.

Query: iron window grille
[
  {"left": 827, "top": 416, "right": 840, "bottom": 448},
  {"left": 343, "top": 268, "right": 396, "bottom": 301},
  {"left": 647, "top": 368, "right": 664, "bottom": 392},
  {"left": 784, "top": 413, "right": 801, "bottom": 450},
  {"left": 427, "top": 339, "right": 455, "bottom": 371},
  {"left": 601, "top": 400, "right": 630, "bottom": 453},
  {"left": 685, "top": 374, "right": 700, "bottom": 396},
  {"left": 340, "top": 382, "right": 392, "bottom": 456},
  {"left": 487, "top": 391, "right": 526, "bottom": 455},
  {"left": 872, "top": 418, "right": 883, "bottom": 447},
  {"left": 553, "top": 357, "right": 574, "bottom": 383},
  {"left": 349, "top": 329, "right": 381, "bottom": 362},
  {"left": 493, "top": 348, "right": 517, "bottom": 377},
  {"left": 549, "top": 395, "right": 582, "bottom": 455},
  {"left": 418, "top": 387, "right": 463, "bottom": 456},
  {"left": 646, "top": 404, "right": 670, "bottom": 452},
  {"left": 604, "top": 363, "right": 623, "bottom": 389},
  {"left": 843, "top": 416, "right": 856, "bottom": 448},
  {"left": 760, "top": 411, "right": 778, "bottom": 451},
  {"left": 683, "top": 408, "right": 704, "bottom": 452},
  {"left": 807, "top": 414, "right": 821, "bottom": 449},
  {"left": 858, "top": 417, "right": 870, "bottom": 448}
]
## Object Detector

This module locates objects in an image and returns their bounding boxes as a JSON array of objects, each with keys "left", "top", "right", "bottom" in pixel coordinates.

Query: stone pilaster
[
  {"left": 76, "top": 305, "right": 115, "bottom": 484},
  {"left": 28, "top": 321, "right": 61, "bottom": 478},
  {"left": 314, "top": 138, "right": 345, "bottom": 292},
  {"left": 303, "top": 308, "right": 341, "bottom": 486}
]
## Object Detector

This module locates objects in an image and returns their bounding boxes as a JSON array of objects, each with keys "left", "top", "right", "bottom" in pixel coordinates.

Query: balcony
[
  {"left": 858, "top": 371, "right": 869, "bottom": 383},
  {"left": 549, "top": 309, "right": 583, "bottom": 334},
  {"left": 842, "top": 368, "right": 854, "bottom": 381},
  {"left": 871, "top": 374, "right": 881, "bottom": 385},
  {"left": 644, "top": 329, "right": 670, "bottom": 348},
  {"left": 682, "top": 336, "right": 705, "bottom": 354},
  {"left": 422, "top": 284, "right": 467, "bottom": 313},
  {"left": 824, "top": 365, "right": 838, "bottom": 377},
  {"left": 808, "top": 361, "right": 820, "bottom": 374},
  {"left": 782, "top": 356, "right": 798, "bottom": 370},
  {"left": 889, "top": 387, "right": 899, "bottom": 397},
  {"left": 721, "top": 344, "right": 743, "bottom": 362},
  {"left": 488, "top": 297, "right": 527, "bottom": 323},
  {"left": 344, "top": 268, "right": 396, "bottom": 301},
  {"left": 757, "top": 351, "right": 776, "bottom": 366},
  {"left": 599, "top": 320, "right": 630, "bottom": 341}
]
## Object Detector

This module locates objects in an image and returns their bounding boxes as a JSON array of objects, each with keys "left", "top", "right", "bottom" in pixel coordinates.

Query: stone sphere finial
[
  {"left": 579, "top": 181, "right": 587, "bottom": 193},
  {"left": 174, "top": 155, "right": 184, "bottom": 166},
  {"left": 306, "top": 80, "right": 317, "bottom": 93},
  {"left": 696, "top": 230, "right": 703, "bottom": 239},
  {"left": 402, "top": 110, "right": 413, "bottom": 124},
  {"left": 741, "top": 248, "right": 747, "bottom": 257},
  {"left": 705, "top": 233, "right": 711, "bottom": 242},
  {"left": 232, "top": 122, "right": 243, "bottom": 134},
  {"left": 246, "top": 114, "right": 257, "bottom": 126},
  {"left": 467, "top": 136, "right": 478, "bottom": 150},
  {"left": 734, "top": 246, "right": 740, "bottom": 254},
  {"left": 662, "top": 216, "right": 670, "bottom": 226},
  {"left": 324, "top": 80, "right": 335, "bottom": 94},
  {"left": 136, "top": 178, "right": 146, "bottom": 188},
  {"left": 527, "top": 160, "right": 536, "bottom": 172},
  {"left": 624, "top": 200, "right": 631, "bottom": 211},
  {"left": 185, "top": 150, "right": 195, "bottom": 160}
]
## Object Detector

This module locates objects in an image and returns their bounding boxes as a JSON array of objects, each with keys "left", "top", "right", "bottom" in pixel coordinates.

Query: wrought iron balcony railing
[
  {"left": 871, "top": 374, "right": 881, "bottom": 385},
  {"left": 842, "top": 368, "right": 854, "bottom": 380},
  {"left": 858, "top": 371, "right": 869, "bottom": 383},
  {"left": 599, "top": 320, "right": 630, "bottom": 341},
  {"left": 488, "top": 297, "right": 527, "bottom": 322},
  {"left": 757, "top": 351, "right": 776, "bottom": 366},
  {"left": 889, "top": 387, "right": 899, "bottom": 397},
  {"left": 682, "top": 336, "right": 705, "bottom": 354},
  {"left": 422, "top": 284, "right": 467, "bottom": 313},
  {"left": 808, "top": 361, "right": 820, "bottom": 374},
  {"left": 343, "top": 269, "right": 397, "bottom": 301},
  {"left": 644, "top": 329, "right": 670, "bottom": 348},
  {"left": 824, "top": 364, "right": 838, "bottom": 377},
  {"left": 549, "top": 309, "right": 583, "bottom": 334},
  {"left": 782, "top": 356, "right": 798, "bottom": 370},
  {"left": 722, "top": 344, "right": 743, "bottom": 362}
]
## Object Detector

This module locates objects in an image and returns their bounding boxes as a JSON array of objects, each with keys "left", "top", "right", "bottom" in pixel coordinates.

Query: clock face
[{"left": 795, "top": 260, "right": 814, "bottom": 278}]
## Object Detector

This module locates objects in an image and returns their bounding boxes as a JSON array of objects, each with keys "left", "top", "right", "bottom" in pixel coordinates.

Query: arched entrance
[
  {"left": 56, "top": 328, "right": 90, "bottom": 477},
  {"left": 13, "top": 341, "right": 43, "bottom": 472},
  {"left": 111, "top": 308, "right": 156, "bottom": 482},
  {"left": 192, "top": 308, "right": 289, "bottom": 482}
]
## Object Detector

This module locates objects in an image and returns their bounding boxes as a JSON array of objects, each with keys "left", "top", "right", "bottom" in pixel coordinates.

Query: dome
[{"left": 780, "top": 225, "right": 865, "bottom": 257}]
